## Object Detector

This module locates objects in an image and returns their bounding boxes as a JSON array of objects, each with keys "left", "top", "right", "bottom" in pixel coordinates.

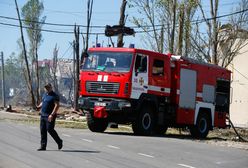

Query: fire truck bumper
[{"left": 78, "top": 97, "right": 132, "bottom": 113}]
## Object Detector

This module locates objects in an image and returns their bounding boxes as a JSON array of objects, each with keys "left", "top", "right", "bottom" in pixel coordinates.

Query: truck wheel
[
  {"left": 154, "top": 126, "right": 168, "bottom": 135},
  {"left": 190, "top": 112, "right": 210, "bottom": 139},
  {"left": 86, "top": 112, "right": 108, "bottom": 133},
  {"left": 132, "top": 105, "right": 155, "bottom": 136}
]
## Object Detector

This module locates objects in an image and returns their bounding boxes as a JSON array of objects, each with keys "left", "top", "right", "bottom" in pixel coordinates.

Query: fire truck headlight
[
  {"left": 118, "top": 101, "right": 131, "bottom": 109},
  {"left": 124, "top": 83, "right": 129, "bottom": 95}
]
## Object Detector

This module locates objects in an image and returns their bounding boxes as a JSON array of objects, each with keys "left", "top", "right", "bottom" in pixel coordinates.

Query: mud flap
[{"left": 94, "top": 106, "right": 108, "bottom": 118}]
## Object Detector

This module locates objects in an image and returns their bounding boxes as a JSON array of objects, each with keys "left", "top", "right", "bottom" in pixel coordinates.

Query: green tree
[
  {"left": 21, "top": 0, "right": 46, "bottom": 104},
  {"left": 15, "top": 0, "right": 36, "bottom": 108},
  {"left": 130, "top": 0, "right": 166, "bottom": 53},
  {"left": 130, "top": 0, "right": 197, "bottom": 54},
  {"left": 158, "top": 0, "right": 177, "bottom": 54},
  {"left": 183, "top": 0, "right": 198, "bottom": 57}
]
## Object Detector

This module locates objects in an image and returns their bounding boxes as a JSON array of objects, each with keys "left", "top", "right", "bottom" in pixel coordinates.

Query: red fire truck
[{"left": 79, "top": 47, "right": 231, "bottom": 138}]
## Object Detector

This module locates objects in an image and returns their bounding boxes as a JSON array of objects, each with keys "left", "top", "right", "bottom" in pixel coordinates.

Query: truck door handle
[
  {"left": 161, "top": 88, "right": 165, "bottom": 91},
  {"left": 143, "top": 86, "right": 148, "bottom": 89}
]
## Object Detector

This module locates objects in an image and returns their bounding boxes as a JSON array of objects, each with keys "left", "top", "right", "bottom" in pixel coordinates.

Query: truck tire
[
  {"left": 132, "top": 105, "right": 155, "bottom": 136},
  {"left": 86, "top": 112, "right": 108, "bottom": 133},
  {"left": 190, "top": 112, "right": 210, "bottom": 139},
  {"left": 154, "top": 126, "right": 168, "bottom": 135}
]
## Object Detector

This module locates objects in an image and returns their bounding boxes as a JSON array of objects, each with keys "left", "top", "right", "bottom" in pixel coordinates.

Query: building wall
[
  {"left": 229, "top": 44, "right": 248, "bottom": 128},
  {"left": 56, "top": 59, "right": 73, "bottom": 78}
]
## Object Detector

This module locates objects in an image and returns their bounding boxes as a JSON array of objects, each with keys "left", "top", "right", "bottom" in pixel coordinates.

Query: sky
[{"left": 0, "top": 0, "right": 238, "bottom": 60}]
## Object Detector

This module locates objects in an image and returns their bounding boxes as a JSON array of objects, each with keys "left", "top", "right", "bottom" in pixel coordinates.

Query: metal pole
[
  {"left": 73, "top": 41, "right": 76, "bottom": 110},
  {"left": 96, "top": 34, "right": 98, "bottom": 46},
  {"left": 1, "top": 52, "right": 6, "bottom": 108}
]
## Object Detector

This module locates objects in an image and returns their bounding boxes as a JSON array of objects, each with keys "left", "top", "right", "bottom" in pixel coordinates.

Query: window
[
  {"left": 152, "top": 59, "right": 164, "bottom": 76},
  {"left": 81, "top": 52, "right": 133, "bottom": 72},
  {"left": 135, "top": 54, "right": 147, "bottom": 73}
]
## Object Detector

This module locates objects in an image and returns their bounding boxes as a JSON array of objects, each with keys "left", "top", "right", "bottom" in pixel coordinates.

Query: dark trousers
[{"left": 40, "top": 116, "right": 62, "bottom": 148}]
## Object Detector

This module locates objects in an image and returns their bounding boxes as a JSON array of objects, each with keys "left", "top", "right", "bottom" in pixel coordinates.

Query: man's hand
[
  {"left": 36, "top": 102, "right": 42, "bottom": 111},
  {"left": 48, "top": 114, "right": 53, "bottom": 122},
  {"left": 36, "top": 106, "right": 41, "bottom": 111}
]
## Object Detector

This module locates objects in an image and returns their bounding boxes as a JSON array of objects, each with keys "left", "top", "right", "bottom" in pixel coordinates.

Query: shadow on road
[
  {"left": 105, "top": 131, "right": 193, "bottom": 140},
  {"left": 105, "top": 132, "right": 228, "bottom": 141},
  {"left": 62, "top": 150, "right": 100, "bottom": 153},
  {"left": 105, "top": 132, "right": 135, "bottom": 136},
  {"left": 45, "top": 149, "right": 101, "bottom": 153}
]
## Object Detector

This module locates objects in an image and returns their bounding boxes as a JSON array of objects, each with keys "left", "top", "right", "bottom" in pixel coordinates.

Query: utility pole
[
  {"left": 74, "top": 25, "right": 80, "bottom": 111},
  {"left": 117, "top": 0, "right": 127, "bottom": 47},
  {"left": 52, "top": 44, "right": 59, "bottom": 93},
  {"left": 1, "top": 52, "right": 5, "bottom": 108},
  {"left": 84, "top": 0, "right": 94, "bottom": 54},
  {"left": 15, "top": 0, "right": 36, "bottom": 108},
  {"left": 72, "top": 40, "right": 76, "bottom": 109}
]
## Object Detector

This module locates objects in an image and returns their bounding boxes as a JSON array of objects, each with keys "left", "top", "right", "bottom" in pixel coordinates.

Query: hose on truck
[{"left": 227, "top": 115, "right": 248, "bottom": 142}]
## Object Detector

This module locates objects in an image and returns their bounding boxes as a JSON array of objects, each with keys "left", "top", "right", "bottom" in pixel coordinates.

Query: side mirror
[{"left": 135, "top": 70, "right": 139, "bottom": 76}]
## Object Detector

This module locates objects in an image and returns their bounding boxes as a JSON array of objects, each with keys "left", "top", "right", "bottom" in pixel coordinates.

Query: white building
[
  {"left": 56, "top": 58, "right": 74, "bottom": 86},
  {"left": 218, "top": 26, "right": 248, "bottom": 128},
  {"left": 38, "top": 58, "right": 74, "bottom": 88},
  {"left": 229, "top": 44, "right": 248, "bottom": 127}
]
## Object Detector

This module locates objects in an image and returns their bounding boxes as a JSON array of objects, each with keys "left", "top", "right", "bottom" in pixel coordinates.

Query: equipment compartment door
[
  {"left": 179, "top": 68, "right": 197, "bottom": 109},
  {"left": 131, "top": 54, "right": 148, "bottom": 99}
]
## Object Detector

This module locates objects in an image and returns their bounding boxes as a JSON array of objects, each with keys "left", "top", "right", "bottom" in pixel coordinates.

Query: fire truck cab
[{"left": 79, "top": 47, "right": 231, "bottom": 138}]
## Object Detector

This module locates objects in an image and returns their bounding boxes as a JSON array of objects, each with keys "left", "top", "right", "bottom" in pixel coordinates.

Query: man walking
[{"left": 37, "top": 83, "right": 63, "bottom": 151}]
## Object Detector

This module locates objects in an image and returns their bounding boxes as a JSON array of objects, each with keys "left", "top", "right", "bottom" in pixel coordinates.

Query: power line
[
  {"left": 0, "top": 21, "right": 73, "bottom": 34},
  {"left": 142, "top": 8, "right": 248, "bottom": 28},
  {"left": 0, "top": 1, "right": 236, "bottom": 15},
  {"left": 193, "top": 8, "right": 248, "bottom": 24},
  {"left": 60, "top": 43, "right": 73, "bottom": 59},
  {"left": 232, "top": 66, "right": 248, "bottom": 82},
  {"left": 45, "top": 8, "right": 120, "bottom": 15},
  {"left": 136, "top": 9, "right": 248, "bottom": 33},
  {"left": 1, "top": 8, "right": 247, "bottom": 29},
  {"left": 0, "top": 2, "right": 120, "bottom": 15},
  {"left": 0, "top": 8, "right": 247, "bottom": 35},
  {"left": 45, "top": 9, "right": 83, "bottom": 15},
  {"left": 202, "top": 2, "right": 236, "bottom": 8},
  {"left": 0, "top": 21, "right": 105, "bottom": 35},
  {"left": 0, "top": 15, "right": 105, "bottom": 28}
]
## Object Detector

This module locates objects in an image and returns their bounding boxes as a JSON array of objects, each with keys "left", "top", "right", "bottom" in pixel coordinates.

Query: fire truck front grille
[{"left": 86, "top": 82, "right": 120, "bottom": 94}]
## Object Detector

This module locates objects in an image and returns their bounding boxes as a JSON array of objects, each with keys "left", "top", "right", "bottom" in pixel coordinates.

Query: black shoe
[
  {"left": 58, "top": 140, "right": 63, "bottom": 150},
  {"left": 37, "top": 147, "right": 46, "bottom": 151}
]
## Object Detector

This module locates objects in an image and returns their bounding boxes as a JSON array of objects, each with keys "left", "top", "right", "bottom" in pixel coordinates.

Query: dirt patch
[
  {"left": 164, "top": 128, "right": 248, "bottom": 150},
  {"left": 1, "top": 105, "right": 85, "bottom": 121},
  {"left": 0, "top": 105, "right": 87, "bottom": 129}
]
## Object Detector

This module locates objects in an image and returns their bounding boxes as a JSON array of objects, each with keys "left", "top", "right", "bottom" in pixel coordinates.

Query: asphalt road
[{"left": 0, "top": 120, "right": 247, "bottom": 168}]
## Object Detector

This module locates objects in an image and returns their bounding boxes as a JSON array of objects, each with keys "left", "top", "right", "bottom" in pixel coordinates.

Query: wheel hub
[
  {"left": 199, "top": 118, "right": 207, "bottom": 133},
  {"left": 142, "top": 113, "right": 151, "bottom": 130}
]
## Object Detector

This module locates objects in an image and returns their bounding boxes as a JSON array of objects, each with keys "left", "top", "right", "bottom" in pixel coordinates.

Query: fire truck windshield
[{"left": 81, "top": 52, "right": 133, "bottom": 72}]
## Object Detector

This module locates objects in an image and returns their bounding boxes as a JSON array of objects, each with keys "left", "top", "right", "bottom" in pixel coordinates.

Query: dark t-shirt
[{"left": 41, "top": 91, "right": 59, "bottom": 117}]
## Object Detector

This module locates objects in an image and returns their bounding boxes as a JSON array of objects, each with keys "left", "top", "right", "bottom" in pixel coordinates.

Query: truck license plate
[{"left": 95, "top": 102, "right": 106, "bottom": 106}]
